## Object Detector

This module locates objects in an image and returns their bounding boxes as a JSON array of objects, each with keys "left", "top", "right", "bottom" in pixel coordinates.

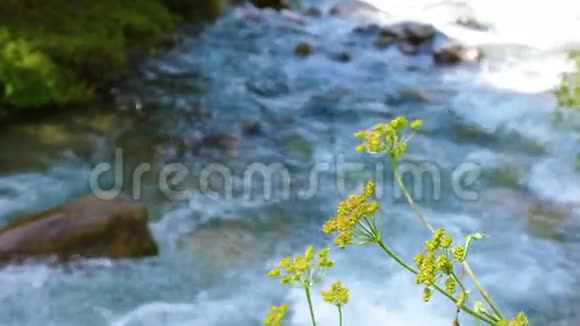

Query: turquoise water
[{"left": 1, "top": 1, "right": 580, "bottom": 325}]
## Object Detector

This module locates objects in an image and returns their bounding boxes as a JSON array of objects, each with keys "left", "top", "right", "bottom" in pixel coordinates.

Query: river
[{"left": 1, "top": 0, "right": 580, "bottom": 325}]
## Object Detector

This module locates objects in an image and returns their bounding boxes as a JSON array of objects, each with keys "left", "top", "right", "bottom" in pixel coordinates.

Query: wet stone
[
  {"left": 375, "top": 36, "right": 396, "bottom": 49},
  {"left": 295, "top": 41, "right": 313, "bottom": 57},
  {"left": 434, "top": 44, "right": 483, "bottom": 65},
  {"left": 455, "top": 16, "right": 489, "bottom": 31},
  {"left": 386, "top": 88, "right": 433, "bottom": 105},
  {"left": 398, "top": 42, "right": 421, "bottom": 55},
  {"left": 242, "top": 118, "right": 262, "bottom": 135},
  {"left": 250, "top": 0, "right": 287, "bottom": 10},
  {"left": 332, "top": 51, "right": 352, "bottom": 62},
  {"left": 201, "top": 132, "right": 240, "bottom": 151},
  {"left": 353, "top": 24, "right": 380, "bottom": 35},
  {"left": 302, "top": 7, "right": 322, "bottom": 17},
  {"left": 378, "top": 26, "right": 403, "bottom": 38},
  {"left": 328, "top": 0, "right": 381, "bottom": 17},
  {"left": 0, "top": 196, "right": 158, "bottom": 264},
  {"left": 281, "top": 133, "right": 313, "bottom": 160},
  {"left": 186, "top": 106, "right": 212, "bottom": 120},
  {"left": 246, "top": 79, "right": 290, "bottom": 97},
  {"left": 402, "top": 22, "right": 436, "bottom": 44}
]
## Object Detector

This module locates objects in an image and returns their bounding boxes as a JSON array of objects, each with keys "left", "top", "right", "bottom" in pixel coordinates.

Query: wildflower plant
[
  {"left": 267, "top": 246, "right": 335, "bottom": 326},
  {"left": 322, "top": 180, "right": 380, "bottom": 248},
  {"left": 264, "top": 304, "right": 288, "bottom": 326},
  {"left": 322, "top": 281, "right": 349, "bottom": 326},
  {"left": 264, "top": 116, "right": 528, "bottom": 326}
]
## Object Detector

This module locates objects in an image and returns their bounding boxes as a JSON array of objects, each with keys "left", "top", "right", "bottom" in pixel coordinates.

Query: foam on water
[
  {"left": 528, "top": 158, "right": 580, "bottom": 205},
  {"left": 364, "top": 0, "right": 580, "bottom": 48},
  {"left": 0, "top": 161, "right": 91, "bottom": 225},
  {"left": 289, "top": 277, "right": 452, "bottom": 326}
]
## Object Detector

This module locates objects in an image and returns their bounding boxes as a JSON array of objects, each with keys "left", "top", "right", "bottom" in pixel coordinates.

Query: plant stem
[
  {"left": 481, "top": 309, "right": 501, "bottom": 323},
  {"left": 391, "top": 158, "right": 505, "bottom": 320},
  {"left": 390, "top": 159, "right": 434, "bottom": 232},
  {"left": 376, "top": 240, "right": 495, "bottom": 325},
  {"left": 338, "top": 305, "right": 343, "bottom": 326},
  {"left": 305, "top": 287, "right": 317, "bottom": 326},
  {"left": 462, "top": 261, "right": 504, "bottom": 319},
  {"left": 451, "top": 271, "right": 468, "bottom": 295},
  {"left": 377, "top": 240, "right": 416, "bottom": 274}
]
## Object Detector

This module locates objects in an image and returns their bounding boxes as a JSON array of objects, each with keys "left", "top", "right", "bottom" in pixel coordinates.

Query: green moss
[
  {"left": 0, "top": 0, "right": 235, "bottom": 113},
  {"left": 556, "top": 51, "right": 580, "bottom": 174},
  {"left": 556, "top": 50, "right": 580, "bottom": 109},
  {"left": 0, "top": 0, "right": 178, "bottom": 111},
  {"left": 0, "top": 30, "right": 86, "bottom": 109}
]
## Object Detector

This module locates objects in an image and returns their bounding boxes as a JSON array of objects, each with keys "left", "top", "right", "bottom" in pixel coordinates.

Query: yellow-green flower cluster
[
  {"left": 496, "top": 312, "right": 529, "bottom": 326},
  {"left": 264, "top": 304, "right": 288, "bottom": 326},
  {"left": 413, "top": 228, "right": 460, "bottom": 302},
  {"left": 422, "top": 287, "right": 432, "bottom": 302},
  {"left": 452, "top": 245, "right": 466, "bottom": 262},
  {"left": 321, "top": 281, "right": 349, "bottom": 306},
  {"left": 354, "top": 116, "right": 423, "bottom": 159},
  {"left": 268, "top": 246, "right": 335, "bottom": 287},
  {"left": 445, "top": 276, "right": 456, "bottom": 294},
  {"left": 323, "top": 180, "right": 380, "bottom": 248}
]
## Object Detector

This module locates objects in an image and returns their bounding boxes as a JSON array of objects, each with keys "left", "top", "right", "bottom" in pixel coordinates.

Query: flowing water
[{"left": 1, "top": 0, "right": 580, "bottom": 325}]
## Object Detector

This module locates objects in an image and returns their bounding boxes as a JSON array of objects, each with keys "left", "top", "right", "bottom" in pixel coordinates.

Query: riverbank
[{"left": 0, "top": 0, "right": 287, "bottom": 121}]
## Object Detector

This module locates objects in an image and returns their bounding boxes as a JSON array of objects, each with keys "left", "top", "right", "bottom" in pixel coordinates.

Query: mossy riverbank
[{"left": 0, "top": 0, "right": 250, "bottom": 119}]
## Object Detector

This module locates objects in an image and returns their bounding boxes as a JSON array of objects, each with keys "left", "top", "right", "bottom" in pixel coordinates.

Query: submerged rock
[
  {"left": 378, "top": 25, "right": 402, "bottom": 38},
  {"left": 201, "top": 132, "right": 240, "bottom": 151},
  {"left": 246, "top": 78, "right": 290, "bottom": 97},
  {"left": 331, "top": 51, "right": 352, "bottom": 62},
  {"left": 185, "top": 106, "right": 212, "bottom": 120},
  {"left": 353, "top": 24, "right": 380, "bottom": 35},
  {"left": 0, "top": 196, "right": 158, "bottom": 264},
  {"left": 386, "top": 88, "right": 434, "bottom": 105},
  {"left": 176, "top": 219, "right": 267, "bottom": 269},
  {"left": 281, "top": 133, "right": 313, "bottom": 160},
  {"left": 398, "top": 42, "right": 421, "bottom": 55},
  {"left": 375, "top": 36, "right": 396, "bottom": 49},
  {"left": 242, "top": 118, "right": 262, "bottom": 135},
  {"left": 526, "top": 201, "right": 572, "bottom": 239},
  {"left": 295, "top": 41, "right": 313, "bottom": 57},
  {"left": 302, "top": 7, "right": 322, "bottom": 17}
]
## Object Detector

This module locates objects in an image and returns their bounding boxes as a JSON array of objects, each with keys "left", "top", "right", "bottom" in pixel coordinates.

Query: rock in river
[
  {"left": 242, "top": 118, "right": 262, "bottom": 135},
  {"left": 0, "top": 196, "right": 159, "bottom": 264},
  {"left": 402, "top": 22, "right": 436, "bottom": 44},
  {"left": 434, "top": 43, "right": 483, "bottom": 65},
  {"left": 455, "top": 16, "right": 489, "bottom": 31},
  {"left": 377, "top": 22, "right": 436, "bottom": 44},
  {"left": 250, "top": 0, "right": 287, "bottom": 10},
  {"left": 329, "top": 0, "right": 382, "bottom": 17},
  {"left": 295, "top": 41, "right": 313, "bottom": 57}
]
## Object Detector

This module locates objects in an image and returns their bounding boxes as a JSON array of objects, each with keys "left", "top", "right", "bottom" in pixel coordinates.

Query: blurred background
[{"left": 1, "top": 0, "right": 580, "bottom": 325}]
